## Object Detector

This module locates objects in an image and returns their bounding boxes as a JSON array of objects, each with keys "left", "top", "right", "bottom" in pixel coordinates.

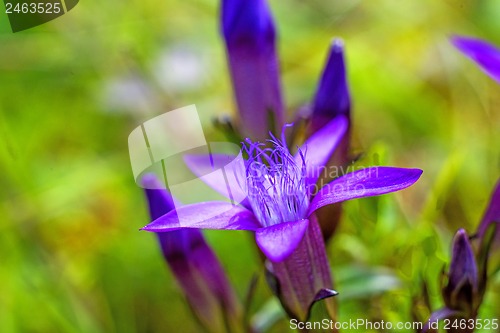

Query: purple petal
[
  {"left": 451, "top": 35, "right": 500, "bottom": 83},
  {"left": 183, "top": 153, "right": 250, "bottom": 208},
  {"left": 255, "top": 219, "right": 309, "bottom": 262},
  {"left": 308, "top": 167, "right": 423, "bottom": 215},
  {"left": 422, "top": 307, "right": 460, "bottom": 333},
  {"left": 297, "top": 116, "right": 348, "bottom": 193},
  {"left": 141, "top": 201, "right": 261, "bottom": 232},
  {"left": 477, "top": 180, "right": 500, "bottom": 246},
  {"left": 310, "top": 38, "right": 351, "bottom": 133},
  {"left": 221, "top": 0, "right": 284, "bottom": 140}
]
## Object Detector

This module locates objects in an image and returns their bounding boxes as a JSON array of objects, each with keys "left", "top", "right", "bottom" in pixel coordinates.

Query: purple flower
[
  {"left": 451, "top": 35, "right": 500, "bottom": 83},
  {"left": 142, "top": 175, "right": 244, "bottom": 333},
  {"left": 141, "top": 118, "right": 422, "bottom": 319},
  {"left": 221, "top": 0, "right": 284, "bottom": 140}
]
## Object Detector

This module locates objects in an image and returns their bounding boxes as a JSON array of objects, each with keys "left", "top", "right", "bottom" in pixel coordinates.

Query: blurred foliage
[{"left": 0, "top": 0, "right": 499, "bottom": 332}]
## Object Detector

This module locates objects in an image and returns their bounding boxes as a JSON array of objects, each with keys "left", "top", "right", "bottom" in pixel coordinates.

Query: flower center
[{"left": 243, "top": 136, "right": 309, "bottom": 227}]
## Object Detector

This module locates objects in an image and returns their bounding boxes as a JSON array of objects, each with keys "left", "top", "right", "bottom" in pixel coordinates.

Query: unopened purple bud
[
  {"left": 310, "top": 38, "right": 351, "bottom": 134},
  {"left": 142, "top": 175, "right": 243, "bottom": 333},
  {"left": 443, "top": 229, "right": 479, "bottom": 316},
  {"left": 221, "top": 0, "right": 284, "bottom": 140}
]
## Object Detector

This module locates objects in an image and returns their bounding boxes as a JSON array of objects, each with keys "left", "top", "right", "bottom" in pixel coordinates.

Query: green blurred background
[{"left": 1, "top": 0, "right": 499, "bottom": 332}]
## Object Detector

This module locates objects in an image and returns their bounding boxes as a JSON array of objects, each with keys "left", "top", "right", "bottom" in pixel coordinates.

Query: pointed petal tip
[
  {"left": 139, "top": 226, "right": 158, "bottom": 232},
  {"left": 139, "top": 224, "right": 162, "bottom": 232},
  {"left": 449, "top": 35, "right": 482, "bottom": 50},
  {"left": 449, "top": 35, "right": 500, "bottom": 83},
  {"left": 331, "top": 38, "right": 345, "bottom": 52},
  {"left": 451, "top": 229, "right": 474, "bottom": 256},
  {"left": 412, "top": 167, "right": 424, "bottom": 178},
  {"left": 456, "top": 228, "right": 468, "bottom": 238},
  {"left": 449, "top": 34, "right": 465, "bottom": 46},
  {"left": 394, "top": 167, "right": 424, "bottom": 185},
  {"left": 314, "top": 288, "right": 339, "bottom": 302}
]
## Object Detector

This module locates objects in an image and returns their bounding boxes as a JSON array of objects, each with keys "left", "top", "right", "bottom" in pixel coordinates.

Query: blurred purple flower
[
  {"left": 451, "top": 35, "right": 500, "bottom": 83},
  {"left": 423, "top": 181, "right": 500, "bottom": 332},
  {"left": 476, "top": 180, "right": 500, "bottom": 251},
  {"left": 221, "top": 0, "right": 284, "bottom": 140},
  {"left": 142, "top": 175, "right": 243, "bottom": 333},
  {"left": 141, "top": 119, "right": 422, "bottom": 319},
  {"left": 423, "top": 229, "right": 479, "bottom": 333},
  {"left": 443, "top": 229, "right": 479, "bottom": 315}
]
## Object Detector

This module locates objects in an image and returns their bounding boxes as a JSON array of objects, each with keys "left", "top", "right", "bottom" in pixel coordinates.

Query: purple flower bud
[
  {"left": 424, "top": 230, "right": 483, "bottom": 332},
  {"left": 308, "top": 40, "right": 351, "bottom": 241},
  {"left": 221, "top": 0, "right": 284, "bottom": 140},
  {"left": 443, "top": 229, "right": 479, "bottom": 316},
  {"left": 310, "top": 38, "right": 351, "bottom": 134},
  {"left": 451, "top": 35, "right": 500, "bottom": 84},
  {"left": 142, "top": 175, "right": 243, "bottom": 333}
]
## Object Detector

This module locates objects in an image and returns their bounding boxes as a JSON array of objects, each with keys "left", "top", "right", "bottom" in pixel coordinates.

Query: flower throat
[{"left": 243, "top": 135, "right": 309, "bottom": 227}]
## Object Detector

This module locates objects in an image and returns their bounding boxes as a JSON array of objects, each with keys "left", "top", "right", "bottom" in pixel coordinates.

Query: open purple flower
[
  {"left": 141, "top": 118, "right": 421, "bottom": 261},
  {"left": 451, "top": 35, "right": 500, "bottom": 83},
  {"left": 141, "top": 118, "right": 422, "bottom": 319},
  {"left": 142, "top": 175, "right": 244, "bottom": 333}
]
